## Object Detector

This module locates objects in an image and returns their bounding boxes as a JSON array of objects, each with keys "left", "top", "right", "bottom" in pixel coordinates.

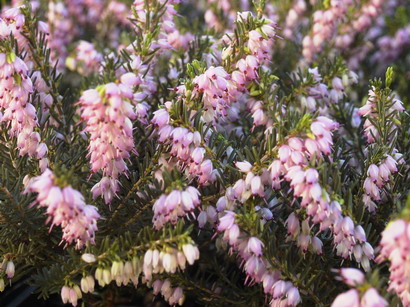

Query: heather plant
[{"left": 0, "top": 0, "right": 409, "bottom": 306}]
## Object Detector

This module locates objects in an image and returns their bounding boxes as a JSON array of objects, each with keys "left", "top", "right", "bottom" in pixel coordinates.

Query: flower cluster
[
  {"left": 105, "top": 1, "right": 131, "bottom": 28},
  {"left": 358, "top": 86, "right": 404, "bottom": 143},
  {"left": 204, "top": 0, "right": 242, "bottom": 31},
  {"left": 205, "top": 13, "right": 277, "bottom": 126},
  {"left": 283, "top": 0, "right": 307, "bottom": 39},
  {"left": 61, "top": 285, "right": 82, "bottom": 307},
  {"left": 31, "top": 70, "right": 53, "bottom": 124},
  {"left": 286, "top": 215, "right": 323, "bottom": 255},
  {"left": 66, "top": 40, "right": 102, "bottom": 75},
  {"left": 46, "top": 1, "right": 75, "bottom": 70},
  {"left": 331, "top": 268, "right": 387, "bottom": 307},
  {"left": 301, "top": 68, "right": 332, "bottom": 112},
  {"left": 335, "top": 0, "right": 386, "bottom": 50},
  {"left": 66, "top": 257, "right": 156, "bottom": 307},
  {"left": 246, "top": 23, "right": 276, "bottom": 62},
  {"left": 124, "top": 55, "right": 155, "bottom": 121},
  {"left": 65, "top": 0, "right": 103, "bottom": 27},
  {"left": 131, "top": 0, "right": 181, "bottom": 51},
  {"left": 299, "top": 67, "right": 358, "bottom": 116},
  {"left": 0, "top": 1, "right": 410, "bottom": 306},
  {"left": 94, "top": 258, "right": 140, "bottom": 287},
  {"left": 302, "top": 0, "right": 353, "bottom": 61},
  {"left": 79, "top": 75, "right": 141, "bottom": 203},
  {"left": 26, "top": 169, "right": 100, "bottom": 249},
  {"left": 76, "top": 243, "right": 196, "bottom": 306},
  {"left": 153, "top": 186, "right": 201, "bottom": 229},
  {"left": 217, "top": 211, "right": 301, "bottom": 306},
  {"left": 152, "top": 279, "right": 185, "bottom": 306},
  {"left": 270, "top": 116, "right": 374, "bottom": 268},
  {"left": 1, "top": 7, "right": 29, "bottom": 50},
  {"left": 0, "top": 52, "right": 47, "bottom": 162},
  {"left": 80, "top": 275, "right": 95, "bottom": 294},
  {"left": 192, "top": 66, "right": 238, "bottom": 121},
  {"left": 376, "top": 219, "right": 410, "bottom": 306},
  {"left": 142, "top": 243, "right": 199, "bottom": 280},
  {"left": 152, "top": 106, "right": 214, "bottom": 185},
  {"left": 233, "top": 161, "right": 270, "bottom": 199},
  {"left": 374, "top": 25, "right": 410, "bottom": 65},
  {"left": 362, "top": 156, "right": 399, "bottom": 212}
]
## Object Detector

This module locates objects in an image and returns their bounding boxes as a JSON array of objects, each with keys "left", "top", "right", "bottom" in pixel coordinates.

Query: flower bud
[
  {"left": 81, "top": 253, "right": 96, "bottom": 263},
  {"left": 6, "top": 261, "right": 15, "bottom": 279}
]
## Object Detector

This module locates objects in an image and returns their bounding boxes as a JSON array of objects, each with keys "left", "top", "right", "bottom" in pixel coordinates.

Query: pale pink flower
[
  {"left": 337, "top": 268, "right": 365, "bottom": 287},
  {"left": 331, "top": 289, "right": 360, "bottom": 307},
  {"left": 361, "top": 287, "right": 388, "bottom": 307}
]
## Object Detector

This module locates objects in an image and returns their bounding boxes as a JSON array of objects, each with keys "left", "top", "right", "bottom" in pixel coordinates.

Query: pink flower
[
  {"left": 247, "top": 237, "right": 264, "bottom": 256},
  {"left": 331, "top": 289, "right": 360, "bottom": 307},
  {"left": 217, "top": 211, "right": 236, "bottom": 232},
  {"left": 361, "top": 288, "right": 387, "bottom": 307},
  {"left": 286, "top": 213, "right": 300, "bottom": 236},
  {"left": 354, "top": 226, "right": 367, "bottom": 242},
  {"left": 152, "top": 108, "right": 170, "bottom": 128},
  {"left": 338, "top": 268, "right": 365, "bottom": 287},
  {"left": 305, "top": 168, "right": 319, "bottom": 183},
  {"left": 367, "top": 164, "right": 379, "bottom": 181},
  {"left": 286, "top": 286, "right": 301, "bottom": 306},
  {"left": 5, "top": 261, "right": 15, "bottom": 279},
  {"left": 250, "top": 176, "right": 264, "bottom": 196},
  {"left": 311, "top": 237, "right": 323, "bottom": 255},
  {"left": 61, "top": 286, "right": 70, "bottom": 304},
  {"left": 278, "top": 145, "right": 291, "bottom": 162}
]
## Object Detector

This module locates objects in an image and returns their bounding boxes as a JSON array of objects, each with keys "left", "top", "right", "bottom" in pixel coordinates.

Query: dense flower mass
[
  {"left": 151, "top": 105, "right": 215, "bottom": 185},
  {"left": 376, "top": 219, "right": 410, "bottom": 305},
  {"left": 0, "top": 1, "right": 409, "bottom": 307},
  {"left": 217, "top": 210, "right": 301, "bottom": 306},
  {"left": 26, "top": 169, "right": 100, "bottom": 249},
  {"left": 192, "top": 66, "right": 238, "bottom": 120},
  {"left": 0, "top": 51, "right": 47, "bottom": 162},
  {"left": 79, "top": 76, "right": 143, "bottom": 204}
]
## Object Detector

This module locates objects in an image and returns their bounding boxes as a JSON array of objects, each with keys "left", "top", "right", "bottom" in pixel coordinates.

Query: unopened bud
[{"left": 81, "top": 253, "right": 96, "bottom": 263}]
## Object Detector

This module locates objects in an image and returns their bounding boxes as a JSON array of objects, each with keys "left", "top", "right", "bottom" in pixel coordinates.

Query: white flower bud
[
  {"left": 95, "top": 267, "right": 103, "bottom": 285},
  {"left": 222, "top": 46, "right": 233, "bottom": 61},
  {"left": 81, "top": 277, "right": 89, "bottom": 293},
  {"left": 124, "top": 261, "right": 133, "bottom": 276},
  {"left": 73, "top": 285, "right": 82, "bottom": 299},
  {"left": 81, "top": 253, "right": 96, "bottom": 263},
  {"left": 111, "top": 261, "right": 124, "bottom": 278},
  {"left": 182, "top": 244, "right": 199, "bottom": 265},
  {"left": 103, "top": 268, "right": 111, "bottom": 285},
  {"left": 86, "top": 275, "right": 95, "bottom": 292}
]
